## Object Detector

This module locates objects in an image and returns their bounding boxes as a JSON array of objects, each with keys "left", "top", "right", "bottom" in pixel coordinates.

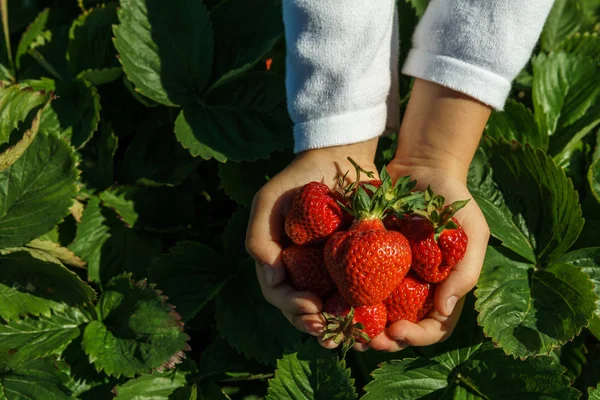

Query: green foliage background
[{"left": 0, "top": 0, "right": 599, "bottom": 398}]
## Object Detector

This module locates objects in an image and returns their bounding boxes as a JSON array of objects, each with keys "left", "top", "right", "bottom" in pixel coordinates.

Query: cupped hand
[
  {"left": 245, "top": 139, "right": 379, "bottom": 339},
  {"left": 354, "top": 161, "right": 490, "bottom": 352}
]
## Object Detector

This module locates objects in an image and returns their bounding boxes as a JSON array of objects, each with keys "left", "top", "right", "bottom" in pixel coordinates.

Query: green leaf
[
  {"left": 69, "top": 197, "right": 161, "bottom": 285},
  {"left": 485, "top": 99, "right": 548, "bottom": 150},
  {"left": 15, "top": 8, "right": 49, "bottom": 69},
  {"left": 197, "top": 383, "right": 229, "bottom": 400},
  {"left": 215, "top": 259, "right": 302, "bottom": 365},
  {"left": 81, "top": 274, "right": 190, "bottom": 378},
  {"left": 0, "top": 83, "right": 48, "bottom": 147},
  {"left": 532, "top": 52, "right": 600, "bottom": 161},
  {"left": 475, "top": 247, "right": 596, "bottom": 358},
  {"left": 0, "top": 359, "right": 71, "bottom": 399},
  {"left": 0, "top": 84, "right": 50, "bottom": 171},
  {"left": 468, "top": 140, "right": 583, "bottom": 264},
  {"left": 218, "top": 151, "right": 293, "bottom": 206},
  {"left": 364, "top": 297, "right": 579, "bottom": 399},
  {"left": 0, "top": 251, "right": 93, "bottom": 321},
  {"left": 558, "top": 247, "right": 600, "bottom": 322},
  {"left": 149, "top": 242, "right": 229, "bottom": 321},
  {"left": 14, "top": 238, "right": 86, "bottom": 268},
  {"left": 541, "top": 0, "right": 583, "bottom": 51},
  {"left": 77, "top": 67, "right": 122, "bottom": 86},
  {"left": 26, "top": 79, "right": 101, "bottom": 149},
  {"left": 210, "top": 0, "right": 283, "bottom": 79},
  {"left": 590, "top": 386, "right": 600, "bottom": 400},
  {"left": 0, "top": 132, "right": 78, "bottom": 249},
  {"left": 27, "top": 24, "right": 71, "bottom": 81},
  {"left": 266, "top": 340, "right": 356, "bottom": 400},
  {"left": 67, "top": 3, "right": 118, "bottom": 76},
  {"left": 98, "top": 186, "right": 196, "bottom": 232},
  {"left": 406, "top": 0, "right": 429, "bottom": 17},
  {"left": 113, "top": 368, "right": 188, "bottom": 399},
  {"left": 114, "top": 0, "right": 213, "bottom": 106},
  {"left": 79, "top": 122, "right": 118, "bottom": 192},
  {"left": 557, "top": 335, "right": 587, "bottom": 383},
  {"left": 557, "top": 31, "right": 600, "bottom": 62},
  {"left": 198, "top": 336, "right": 270, "bottom": 381},
  {"left": 122, "top": 119, "right": 200, "bottom": 186},
  {"left": 590, "top": 158, "right": 600, "bottom": 203},
  {"left": 223, "top": 207, "right": 251, "bottom": 264},
  {"left": 0, "top": 308, "right": 88, "bottom": 369},
  {"left": 175, "top": 72, "right": 291, "bottom": 162}
]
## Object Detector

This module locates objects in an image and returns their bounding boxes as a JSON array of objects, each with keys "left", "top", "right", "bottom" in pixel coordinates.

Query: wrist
[
  {"left": 296, "top": 137, "right": 379, "bottom": 167},
  {"left": 393, "top": 79, "right": 491, "bottom": 182}
]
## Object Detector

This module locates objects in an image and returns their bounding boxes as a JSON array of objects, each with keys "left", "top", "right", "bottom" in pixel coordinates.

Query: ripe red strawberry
[
  {"left": 282, "top": 244, "right": 334, "bottom": 298},
  {"left": 385, "top": 187, "right": 469, "bottom": 283},
  {"left": 385, "top": 272, "right": 435, "bottom": 323},
  {"left": 285, "top": 182, "right": 345, "bottom": 245},
  {"left": 325, "top": 167, "right": 418, "bottom": 307},
  {"left": 323, "top": 292, "right": 387, "bottom": 346}
]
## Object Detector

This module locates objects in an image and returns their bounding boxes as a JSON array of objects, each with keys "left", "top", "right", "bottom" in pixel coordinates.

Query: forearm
[{"left": 395, "top": 79, "right": 491, "bottom": 181}]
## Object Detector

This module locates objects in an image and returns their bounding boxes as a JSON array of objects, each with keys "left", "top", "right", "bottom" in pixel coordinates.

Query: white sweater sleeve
[
  {"left": 284, "top": 0, "right": 554, "bottom": 153},
  {"left": 402, "top": 0, "right": 555, "bottom": 110}
]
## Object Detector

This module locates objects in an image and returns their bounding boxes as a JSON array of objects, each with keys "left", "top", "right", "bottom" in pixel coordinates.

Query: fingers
[
  {"left": 246, "top": 189, "right": 287, "bottom": 286},
  {"left": 435, "top": 204, "right": 490, "bottom": 316},
  {"left": 368, "top": 330, "right": 409, "bottom": 352},
  {"left": 256, "top": 263, "right": 322, "bottom": 314},
  {"left": 282, "top": 311, "right": 326, "bottom": 336},
  {"left": 387, "top": 298, "right": 464, "bottom": 347}
]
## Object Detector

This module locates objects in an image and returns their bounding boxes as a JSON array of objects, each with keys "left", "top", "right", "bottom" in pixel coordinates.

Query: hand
[{"left": 245, "top": 139, "right": 379, "bottom": 340}]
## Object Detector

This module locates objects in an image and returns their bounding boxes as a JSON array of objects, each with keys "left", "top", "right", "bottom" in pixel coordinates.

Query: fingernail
[
  {"left": 304, "top": 322, "right": 323, "bottom": 336},
  {"left": 263, "top": 264, "right": 275, "bottom": 286},
  {"left": 391, "top": 335, "right": 406, "bottom": 342},
  {"left": 446, "top": 296, "right": 458, "bottom": 315}
]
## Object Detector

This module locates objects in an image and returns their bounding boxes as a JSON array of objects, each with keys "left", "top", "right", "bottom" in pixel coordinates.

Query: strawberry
[
  {"left": 322, "top": 292, "right": 387, "bottom": 349},
  {"left": 285, "top": 182, "right": 345, "bottom": 245},
  {"left": 385, "top": 272, "right": 435, "bottom": 323},
  {"left": 282, "top": 244, "right": 334, "bottom": 298},
  {"left": 386, "top": 187, "right": 469, "bottom": 283},
  {"left": 324, "top": 166, "right": 419, "bottom": 307}
]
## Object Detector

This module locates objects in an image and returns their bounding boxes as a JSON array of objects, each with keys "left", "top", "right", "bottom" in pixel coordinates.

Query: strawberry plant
[{"left": 0, "top": 0, "right": 599, "bottom": 398}]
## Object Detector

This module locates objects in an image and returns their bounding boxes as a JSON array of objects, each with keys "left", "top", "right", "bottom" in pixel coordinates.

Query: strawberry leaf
[
  {"left": 67, "top": 4, "right": 119, "bottom": 76},
  {"left": 149, "top": 242, "right": 229, "bottom": 322},
  {"left": 475, "top": 246, "right": 596, "bottom": 358},
  {"left": 485, "top": 99, "right": 548, "bottom": 150},
  {"left": 113, "top": 363, "right": 195, "bottom": 399},
  {"left": 17, "top": 9, "right": 51, "bottom": 70},
  {"left": 540, "top": 0, "right": 583, "bottom": 51},
  {"left": 468, "top": 140, "right": 583, "bottom": 264},
  {"left": 210, "top": 0, "right": 283, "bottom": 80},
  {"left": 26, "top": 78, "right": 101, "bottom": 149},
  {"left": 0, "top": 359, "right": 71, "bottom": 399},
  {"left": 0, "top": 131, "right": 78, "bottom": 249},
  {"left": 590, "top": 386, "right": 600, "bottom": 400},
  {"left": 558, "top": 247, "right": 600, "bottom": 328},
  {"left": 590, "top": 158, "right": 600, "bottom": 203},
  {"left": 557, "top": 31, "right": 600, "bottom": 62},
  {"left": 122, "top": 119, "right": 200, "bottom": 187},
  {"left": 69, "top": 197, "right": 161, "bottom": 285},
  {"left": 218, "top": 151, "right": 293, "bottom": 206},
  {"left": 266, "top": 340, "right": 357, "bottom": 400},
  {"left": 0, "top": 308, "right": 88, "bottom": 369},
  {"left": 81, "top": 274, "right": 190, "bottom": 378},
  {"left": 364, "top": 298, "right": 580, "bottom": 399},
  {"left": 113, "top": 0, "right": 213, "bottom": 107},
  {"left": 174, "top": 72, "right": 291, "bottom": 162},
  {"left": 0, "top": 84, "right": 49, "bottom": 150},
  {"left": 79, "top": 122, "right": 118, "bottom": 192},
  {"left": 0, "top": 251, "right": 94, "bottom": 321},
  {"left": 215, "top": 259, "right": 302, "bottom": 365},
  {"left": 532, "top": 52, "right": 600, "bottom": 163}
]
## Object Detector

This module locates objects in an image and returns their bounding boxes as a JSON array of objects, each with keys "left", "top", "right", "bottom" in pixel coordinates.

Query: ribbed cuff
[
  {"left": 293, "top": 103, "right": 387, "bottom": 153},
  {"left": 402, "top": 49, "right": 511, "bottom": 110}
]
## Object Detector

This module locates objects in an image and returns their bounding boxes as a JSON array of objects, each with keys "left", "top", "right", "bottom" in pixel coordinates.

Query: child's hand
[{"left": 245, "top": 139, "right": 379, "bottom": 338}]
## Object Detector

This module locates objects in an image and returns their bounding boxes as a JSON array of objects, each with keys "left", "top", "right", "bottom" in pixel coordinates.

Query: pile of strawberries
[{"left": 281, "top": 159, "right": 469, "bottom": 351}]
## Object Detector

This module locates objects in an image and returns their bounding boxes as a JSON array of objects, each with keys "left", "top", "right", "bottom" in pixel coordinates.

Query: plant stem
[
  {"left": 29, "top": 49, "right": 63, "bottom": 80},
  {"left": 0, "top": 0, "right": 15, "bottom": 82}
]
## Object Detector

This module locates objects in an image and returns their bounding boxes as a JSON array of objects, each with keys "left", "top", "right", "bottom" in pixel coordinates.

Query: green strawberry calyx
[
  {"left": 409, "top": 186, "right": 470, "bottom": 238},
  {"left": 322, "top": 308, "right": 370, "bottom": 358},
  {"left": 338, "top": 157, "right": 424, "bottom": 221}
]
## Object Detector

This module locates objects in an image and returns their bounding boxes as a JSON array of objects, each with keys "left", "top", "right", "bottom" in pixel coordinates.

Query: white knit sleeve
[
  {"left": 402, "top": 0, "right": 554, "bottom": 110},
  {"left": 283, "top": 0, "right": 397, "bottom": 153}
]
